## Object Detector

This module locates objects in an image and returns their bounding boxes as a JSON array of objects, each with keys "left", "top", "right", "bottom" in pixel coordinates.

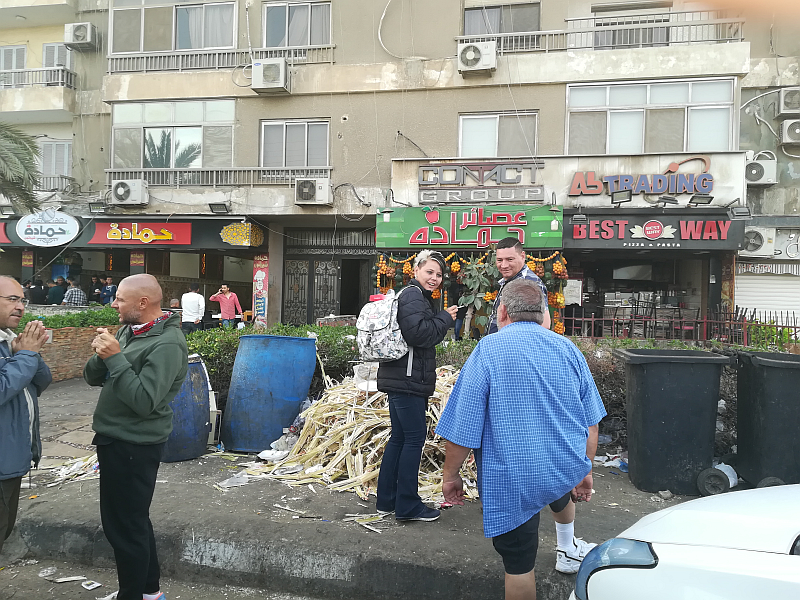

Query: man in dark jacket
[
  {"left": 0, "top": 276, "right": 52, "bottom": 555},
  {"left": 45, "top": 279, "right": 64, "bottom": 305},
  {"left": 84, "top": 274, "right": 188, "bottom": 600}
]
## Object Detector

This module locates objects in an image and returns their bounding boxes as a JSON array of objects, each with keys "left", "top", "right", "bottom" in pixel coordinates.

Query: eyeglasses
[{"left": 0, "top": 296, "right": 29, "bottom": 306}]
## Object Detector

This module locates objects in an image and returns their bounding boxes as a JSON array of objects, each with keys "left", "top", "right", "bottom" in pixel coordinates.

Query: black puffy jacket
[{"left": 377, "top": 280, "right": 453, "bottom": 398}]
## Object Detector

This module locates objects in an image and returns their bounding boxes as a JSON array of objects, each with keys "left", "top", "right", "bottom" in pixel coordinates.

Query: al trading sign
[
  {"left": 568, "top": 156, "right": 714, "bottom": 196},
  {"left": 376, "top": 205, "right": 562, "bottom": 249},
  {"left": 565, "top": 212, "right": 745, "bottom": 251}
]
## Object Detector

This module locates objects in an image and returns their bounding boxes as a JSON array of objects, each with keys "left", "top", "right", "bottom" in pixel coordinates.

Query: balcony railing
[
  {"left": 0, "top": 67, "right": 77, "bottom": 89},
  {"left": 106, "top": 167, "right": 332, "bottom": 188},
  {"left": 456, "top": 10, "right": 744, "bottom": 54},
  {"left": 37, "top": 175, "right": 76, "bottom": 192},
  {"left": 108, "top": 45, "right": 334, "bottom": 74}
]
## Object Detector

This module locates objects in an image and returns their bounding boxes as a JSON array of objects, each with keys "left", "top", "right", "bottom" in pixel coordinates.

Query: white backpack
[{"left": 356, "top": 287, "right": 417, "bottom": 376}]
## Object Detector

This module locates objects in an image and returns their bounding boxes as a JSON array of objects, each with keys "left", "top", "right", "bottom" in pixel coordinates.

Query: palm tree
[
  {"left": 0, "top": 122, "right": 41, "bottom": 213},
  {"left": 144, "top": 129, "right": 201, "bottom": 168}
]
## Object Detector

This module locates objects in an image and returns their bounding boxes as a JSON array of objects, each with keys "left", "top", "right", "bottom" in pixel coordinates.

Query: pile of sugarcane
[{"left": 251, "top": 366, "right": 478, "bottom": 503}]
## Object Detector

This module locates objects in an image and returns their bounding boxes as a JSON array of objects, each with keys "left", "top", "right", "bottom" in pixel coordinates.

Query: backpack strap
[{"left": 398, "top": 284, "right": 422, "bottom": 378}]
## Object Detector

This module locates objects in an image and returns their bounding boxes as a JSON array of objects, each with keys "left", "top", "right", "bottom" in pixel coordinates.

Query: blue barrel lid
[
  {"left": 239, "top": 334, "right": 316, "bottom": 343},
  {"left": 613, "top": 348, "right": 731, "bottom": 364}
]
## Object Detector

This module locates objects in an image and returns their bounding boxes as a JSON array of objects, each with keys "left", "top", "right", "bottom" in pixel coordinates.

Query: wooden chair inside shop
[
  {"left": 653, "top": 307, "right": 678, "bottom": 339},
  {"left": 674, "top": 307, "right": 701, "bottom": 340},
  {"left": 628, "top": 300, "right": 656, "bottom": 338}
]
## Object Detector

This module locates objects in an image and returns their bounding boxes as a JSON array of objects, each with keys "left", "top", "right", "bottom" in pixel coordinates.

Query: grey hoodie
[{"left": 0, "top": 330, "right": 52, "bottom": 480}]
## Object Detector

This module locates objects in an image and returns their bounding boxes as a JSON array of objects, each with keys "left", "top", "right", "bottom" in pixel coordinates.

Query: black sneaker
[{"left": 396, "top": 506, "right": 441, "bottom": 522}]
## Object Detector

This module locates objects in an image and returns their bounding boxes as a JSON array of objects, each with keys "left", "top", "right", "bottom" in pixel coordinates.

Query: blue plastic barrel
[
  {"left": 221, "top": 335, "right": 316, "bottom": 452},
  {"left": 162, "top": 355, "right": 211, "bottom": 462}
]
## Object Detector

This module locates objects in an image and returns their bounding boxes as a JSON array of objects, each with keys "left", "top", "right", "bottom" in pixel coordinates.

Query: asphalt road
[{"left": 0, "top": 558, "right": 324, "bottom": 600}]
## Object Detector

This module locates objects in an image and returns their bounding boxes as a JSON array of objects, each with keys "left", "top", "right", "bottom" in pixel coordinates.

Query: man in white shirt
[{"left": 180, "top": 283, "right": 205, "bottom": 336}]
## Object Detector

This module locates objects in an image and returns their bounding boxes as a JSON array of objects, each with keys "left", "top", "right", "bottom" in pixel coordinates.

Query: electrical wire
[
  {"left": 740, "top": 89, "right": 780, "bottom": 110},
  {"left": 378, "top": 0, "right": 428, "bottom": 61}
]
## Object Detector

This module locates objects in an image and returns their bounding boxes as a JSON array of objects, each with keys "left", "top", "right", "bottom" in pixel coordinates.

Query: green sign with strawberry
[{"left": 376, "top": 205, "right": 563, "bottom": 249}]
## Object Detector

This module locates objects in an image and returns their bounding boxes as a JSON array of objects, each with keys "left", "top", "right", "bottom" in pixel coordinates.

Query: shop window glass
[
  {"left": 464, "top": 4, "right": 539, "bottom": 35},
  {"left": 112, "top": 9, "right": 142, "bottom": 53},
  {"left": 568, "top": 112, "right": 606, "bottom": 155},
  {"left": 142, "top": 7, "right": 172, "bottom": 52},
  {"left": 650, "top": 82, "right": 689, "bottom": 104},
  {"left": 264, "top": 2, "right": 331, "bottom": 47},
  {"left": 691, "top": 80, "right": 732, "bottom": 103},
  {"left": 497, "top": 114, "right": 536, "bottom": 157},
  {"left": 461, "top": 116, "right": 498, "bottom": 157},
  {"left": 260, "top": 121, "right": 330, "bottom": 167},
  {"left": 569, "top": 86, "right": 607, "bottom": 108},
  {"left": 609, "top": 85, "right": 647, "bottom": 107},
  {"left": 687, "top": 107, "right": 730, "bottom": 152},
  {"left": 645, "top": 108, "right": 684, "bottom": 153},
  {"left": 113, "top": 129, "right": 142, "bottom": 168},
  {"left": 203, "top": 126, "right": 233, "bottom": 168},
  {"left": 609, "top": 111, "right": 644, "bottom": 154},
  {"left": 143, "top": 102, "right": 172, "bottom": 123}
]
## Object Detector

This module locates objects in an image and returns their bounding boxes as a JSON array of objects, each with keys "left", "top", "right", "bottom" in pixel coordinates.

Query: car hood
[{"left": 618, "top": 485, "right": 800, "bottom": 554}]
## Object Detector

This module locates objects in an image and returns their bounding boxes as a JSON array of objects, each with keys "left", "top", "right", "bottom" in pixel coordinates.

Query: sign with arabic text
[
  {"left": 252, "top": 254, "right": 268, "bottom": 325},
  {"left": 0, "top": 224, "right": 10, "bottom": 245},
  {"left": 565, "top": 212, "right": 745, "bottom": 251},
  {"left": 89, "top": 222, "right": 192, "bottom": 245},
  {"left": 16, "top": 209, "right": 80, "bottom": 247},
  {"left": 376, "top": 206, "right": 562, "bottom": 249}
]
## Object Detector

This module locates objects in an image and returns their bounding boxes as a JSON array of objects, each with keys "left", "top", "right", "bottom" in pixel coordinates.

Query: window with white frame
[
  {"left": 112, "top": 100, "right": 234, "bottom": 169},
  {"left": 263, "top": 2, "right": 331, "bottom": 47},
  {"left": 459, "top": 112, "right": 537, "bottom": 158},
  {"left": 39, "top": 141, "right": 72, "bottom": 178},
  {"left": 464, "top": 3, "right": 540, "bottom": 35},
  {"left": 260, "top": 120, "right": 329, "bottom": 167},
  {"left": 111, "top": 0, "right": 235, "bottom": 54},
  {"left": 42, "top": 44, "right": 74, "bottom": 69},
  {"left": 0, "top": 46, "right": 26, "bottom": 88},
  {"left": 566, "top": 79, "right": 735, "bottom": 155}
]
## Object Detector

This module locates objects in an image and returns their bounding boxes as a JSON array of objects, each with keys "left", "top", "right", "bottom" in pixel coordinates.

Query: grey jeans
[{"left": 0, "top": 476, "right": 22, "bottom": 555}]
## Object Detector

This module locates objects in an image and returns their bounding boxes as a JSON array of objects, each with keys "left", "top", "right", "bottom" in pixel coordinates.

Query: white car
[{"left": 569, "top": 485, "right": 800, "bottom": 600}]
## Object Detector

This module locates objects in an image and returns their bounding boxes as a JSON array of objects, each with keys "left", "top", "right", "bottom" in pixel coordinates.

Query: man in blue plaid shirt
[{"left": 437, "top": 280, "right": 605, "bottom": 599}]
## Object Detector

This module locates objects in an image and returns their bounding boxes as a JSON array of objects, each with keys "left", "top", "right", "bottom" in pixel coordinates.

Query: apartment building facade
[{"left": 0, "top": 0, "right": 797, "bottom": 324}]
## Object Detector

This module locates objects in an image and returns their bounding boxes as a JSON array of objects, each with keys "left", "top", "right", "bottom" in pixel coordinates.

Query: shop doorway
[
  {"left": 340, "top": 259, "right": 371, "bottom": 317},
  {"left": 283, "top": 257, "right": 340, "bottom": 324}
]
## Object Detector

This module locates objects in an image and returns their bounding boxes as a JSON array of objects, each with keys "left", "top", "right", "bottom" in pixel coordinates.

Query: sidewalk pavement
[{"left": 10, "top": 378, "right": 691, "bottom": 600}]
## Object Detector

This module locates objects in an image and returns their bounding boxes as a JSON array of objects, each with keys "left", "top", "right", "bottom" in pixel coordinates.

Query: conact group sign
[
  {"left": 16, "top": 209, "right": 80, "bottom": 247},
  {"left": 376, "top": 205, "right": 562, "bottom": 249}
]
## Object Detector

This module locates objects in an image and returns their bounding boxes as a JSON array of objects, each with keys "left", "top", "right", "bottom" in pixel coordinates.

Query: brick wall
[{"left": 39, "top": 325, "right": 122, "bottom": 382}]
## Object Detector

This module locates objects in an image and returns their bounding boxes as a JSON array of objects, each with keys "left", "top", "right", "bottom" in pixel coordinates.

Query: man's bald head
[
  {"left": 119, "top": 274, "right": 163, "bottom": 304},
  {"left": 112, "top": 274, "right": 165, "bottom": 325}
]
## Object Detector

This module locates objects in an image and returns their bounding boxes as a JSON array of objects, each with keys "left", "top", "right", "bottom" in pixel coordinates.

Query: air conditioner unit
[
  {"left": 778, "top": 87, "right": 800, "bottom": 117},
  {"left": 251, "top": 58, "right": 290, "bottom": 94},
  {"left": 780, "top": 119, "right": 800, "bottom": 145},
  {"left": 745, "top": 152, "right": 778, "bottom": 186},
  {"left": 110, "top": 179, "right": 149, "bottom": 206},
  {"left": 740, "top": 226, "right": 776, "bottom": 258},
  {"left": 457, "top": 41, "right": 497, "bottom": 76},
  {"left": 294, "top": 178, "right": 332, "bottom": 206},
  {"left": 65, "top": 23, "right": 98, "bottom": 51}
]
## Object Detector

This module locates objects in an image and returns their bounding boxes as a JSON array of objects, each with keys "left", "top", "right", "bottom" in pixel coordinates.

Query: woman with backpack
[{"left": 376, "top": 250, "right": 458, "bottom": 522}]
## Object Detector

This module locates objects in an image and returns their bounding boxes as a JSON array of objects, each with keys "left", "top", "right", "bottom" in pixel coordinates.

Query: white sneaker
[{"left": 555, "top": 537, "right": 597, "bottom": 574}]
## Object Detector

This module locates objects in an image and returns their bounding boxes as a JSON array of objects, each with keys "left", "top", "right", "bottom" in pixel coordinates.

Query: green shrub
[
  {"left": 17, "top": 305, "right": 121, "bottom": 331},
  {"left": 436, "top": 339, "right": 478, "bottom": 369}
]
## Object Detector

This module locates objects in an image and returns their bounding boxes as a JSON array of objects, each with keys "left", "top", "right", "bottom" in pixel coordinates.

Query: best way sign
[{"left": 376, "top": 205, "right": 562, "bottom": 249}]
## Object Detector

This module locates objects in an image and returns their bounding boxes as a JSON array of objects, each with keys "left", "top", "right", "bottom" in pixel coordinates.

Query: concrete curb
[{"left": 17, "top": 515, "right": 575, "bottom": 600}]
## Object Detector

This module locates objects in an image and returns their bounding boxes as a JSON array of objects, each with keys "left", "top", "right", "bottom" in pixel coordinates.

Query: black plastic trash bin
[
  {"left": 736, "top": 352, "right": 800, "bottom": 485},
  {"left": 613, "top": 349, "right": 730, "bottom": 495}
]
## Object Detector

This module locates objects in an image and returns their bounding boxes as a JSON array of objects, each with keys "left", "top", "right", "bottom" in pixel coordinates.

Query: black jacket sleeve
[{"left": 397, "top": 287, "right": 453, "bottom": 349}]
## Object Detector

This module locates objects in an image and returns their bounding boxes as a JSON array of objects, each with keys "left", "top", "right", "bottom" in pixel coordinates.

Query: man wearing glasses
[{"left": 0, "top": 277, "right": 52, "bottom": 555}]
